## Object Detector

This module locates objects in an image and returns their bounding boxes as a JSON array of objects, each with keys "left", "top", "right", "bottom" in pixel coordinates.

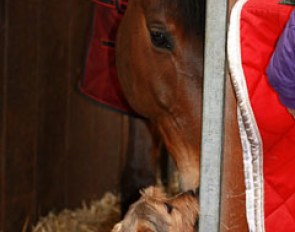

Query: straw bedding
[
  {"left": 32, "top": 193, "right": 120, "bottom": 232},
  {"left": 32, "top": 173, "right": 179, "bottom": 232}
]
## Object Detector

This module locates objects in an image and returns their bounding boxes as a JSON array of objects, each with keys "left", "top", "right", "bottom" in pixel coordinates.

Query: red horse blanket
[
  {"left": 79, "top": 0, "right": 133, "bottom": 114},
  {"left": 229, "top": 0, "right": 295, "bottom": 231}
]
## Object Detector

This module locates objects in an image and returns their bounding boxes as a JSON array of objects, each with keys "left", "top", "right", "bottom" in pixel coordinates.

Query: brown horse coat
[{"left": 116, "top": 0, "right": 205, "bottom": 191}]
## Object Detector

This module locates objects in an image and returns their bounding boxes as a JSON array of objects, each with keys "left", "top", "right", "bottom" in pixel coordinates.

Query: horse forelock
[{"left": 161, "top": 0, "right": 205, "bottom": 35}]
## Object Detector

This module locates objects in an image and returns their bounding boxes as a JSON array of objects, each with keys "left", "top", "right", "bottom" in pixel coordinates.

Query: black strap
[
  {"left": 115, "top": 0, "right": 128, "bottom": 14},
  {"left": 97, "top": 0, "right": 128, "bottom": 14}
]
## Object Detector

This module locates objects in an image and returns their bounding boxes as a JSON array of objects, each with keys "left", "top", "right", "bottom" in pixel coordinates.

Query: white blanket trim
[{"left": 227, "top": 0, "right": 265, "bottom": 231}]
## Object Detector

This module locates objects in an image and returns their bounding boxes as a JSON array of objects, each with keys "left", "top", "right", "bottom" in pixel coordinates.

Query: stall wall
[
  {"left": 0, "top": 0, "right": 249, "bottom": 231},
  {"left": 0, "top": 1, "right": 137, "bottom": 231}
]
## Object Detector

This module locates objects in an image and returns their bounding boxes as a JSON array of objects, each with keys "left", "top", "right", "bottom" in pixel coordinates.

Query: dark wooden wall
[{"left": 0, "top": 0, "right": 141, "bottom": 231}]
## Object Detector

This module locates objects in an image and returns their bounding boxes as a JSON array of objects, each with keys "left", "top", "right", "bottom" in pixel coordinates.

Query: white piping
[{"left": 227, "top": 0, "right": 265, "bottom": 231}]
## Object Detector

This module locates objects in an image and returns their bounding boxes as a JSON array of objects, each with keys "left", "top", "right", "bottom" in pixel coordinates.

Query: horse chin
[{"left": 178, "top": 167, "right": 199, "bottom": 192}]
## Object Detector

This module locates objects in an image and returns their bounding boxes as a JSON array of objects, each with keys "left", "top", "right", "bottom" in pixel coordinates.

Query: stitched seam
[
  {"left": 265, "top": 179, "right": 295, "bottom": 218},
  {"left": 264, "top": 126, "right": 295, "bottom": 154}
]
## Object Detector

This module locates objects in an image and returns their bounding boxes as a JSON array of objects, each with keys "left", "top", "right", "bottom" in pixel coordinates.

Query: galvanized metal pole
[{"left": 198, "top": 0, "right": 228, "bottom": 231}]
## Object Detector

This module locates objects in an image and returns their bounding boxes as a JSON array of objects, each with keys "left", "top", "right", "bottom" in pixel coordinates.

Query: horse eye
[
  {"left": 164, "top": 202, "right": 173, "bottom": 214},
  {"left": 150, "top": 30, "right": 173, "bottom": 50}
]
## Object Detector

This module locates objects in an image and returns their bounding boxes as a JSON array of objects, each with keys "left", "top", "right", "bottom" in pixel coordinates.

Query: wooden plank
[
  {"left": 3, "top": 0, "right": 40, "bottom": 230},
  {"left": 66, "top": 96, "right": 124, "bottom": 206},
  {"left": 35, "top": 0, "right": 72, "bottom": 216},
  {"left": 0, "top": 0, "right": 6, "bottom": 229},
  {"left": 64, "top": 0, "right": 129, "bottom": 207},
  {"left": 220, "top": 73, "right": 248, "bottom": 232}
]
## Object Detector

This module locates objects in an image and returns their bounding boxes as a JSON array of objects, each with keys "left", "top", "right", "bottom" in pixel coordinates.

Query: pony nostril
[
  {"left": 194, "top": 187, "right": 199, "bottom": 197},
  {"left": 186, "top": 189, "right": 195, "bottom": 197},
  {"left": 184, "top": 188, "right": 199, "bottom": 197}
]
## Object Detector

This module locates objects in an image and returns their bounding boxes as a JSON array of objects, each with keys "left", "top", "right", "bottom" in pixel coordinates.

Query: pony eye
[
  {"left": 150, "top": 30, "right": 173, "bottom": 50},
  {"left": 164, "top": 202, "right": 174, "bottom": 214}
]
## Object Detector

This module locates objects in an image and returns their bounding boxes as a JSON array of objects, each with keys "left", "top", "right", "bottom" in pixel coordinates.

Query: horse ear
[
  {"left": 111, "top": 222, "right": 123, "bottom": 232},
  {"left": 140, "top": 186, "right": 167, "bottom": 200}
]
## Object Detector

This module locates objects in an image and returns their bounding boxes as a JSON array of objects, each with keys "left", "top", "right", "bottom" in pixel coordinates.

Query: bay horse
[{"left": 116, "top": 0, "right": 205, "bottom": 214}]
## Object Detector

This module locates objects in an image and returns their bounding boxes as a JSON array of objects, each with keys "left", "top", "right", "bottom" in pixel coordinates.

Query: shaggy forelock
[
  {"left": 135, "top": 201, "right": 170, "bottom": 232},
  {"left": 161, "top": 0, "right": 205, "bottom": 35},
  {"left": 112, "top": 187, "right": 198, "bottom": 232}
]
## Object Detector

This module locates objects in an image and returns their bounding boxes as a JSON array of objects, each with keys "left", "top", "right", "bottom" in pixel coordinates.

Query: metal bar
[{"left": 198, "top": 0, "right": 228, "bottom": 231}]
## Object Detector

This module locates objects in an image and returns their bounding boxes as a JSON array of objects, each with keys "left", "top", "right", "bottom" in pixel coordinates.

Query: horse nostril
[
  {"left": 185, "top": 188, "right": 199, "bottom": 197},
  {"left": 194, "top": 187, "right": 199, "bottom": 197},
  {"left": 186, "top": 189, "right": 195, "bottom": 197}
]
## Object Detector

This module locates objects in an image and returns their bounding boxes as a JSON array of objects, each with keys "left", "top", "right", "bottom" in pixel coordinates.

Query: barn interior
[{"left": 0, "top": 0, "right": 248, "bottom": 231}]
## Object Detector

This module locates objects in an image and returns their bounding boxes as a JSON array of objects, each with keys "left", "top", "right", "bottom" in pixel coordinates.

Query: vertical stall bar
[{"left": 198, "top": 0, "right": 228, "bottom": 231}]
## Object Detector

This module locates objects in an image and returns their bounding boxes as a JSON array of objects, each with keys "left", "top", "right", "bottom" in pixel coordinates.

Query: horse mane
[{"left": 161, "top": 0, "right": 205, "bottom": 35}]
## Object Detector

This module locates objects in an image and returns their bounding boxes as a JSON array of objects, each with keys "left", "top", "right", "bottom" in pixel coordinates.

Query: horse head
[{"left": 116, "top": 0, "right": 205, "bottom": 191}]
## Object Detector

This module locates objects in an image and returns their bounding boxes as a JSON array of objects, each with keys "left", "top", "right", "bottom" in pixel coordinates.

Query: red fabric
[
  {"left": 80, "top": 0, "right": 134, "bottom": 114},
  {"left": 241, "top": 0, "right": 295, "bottom": 231}
]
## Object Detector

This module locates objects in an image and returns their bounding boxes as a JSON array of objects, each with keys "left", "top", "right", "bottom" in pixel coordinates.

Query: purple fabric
[{"left": 267, "top": 9, "right": 295, "bottom": 109}]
